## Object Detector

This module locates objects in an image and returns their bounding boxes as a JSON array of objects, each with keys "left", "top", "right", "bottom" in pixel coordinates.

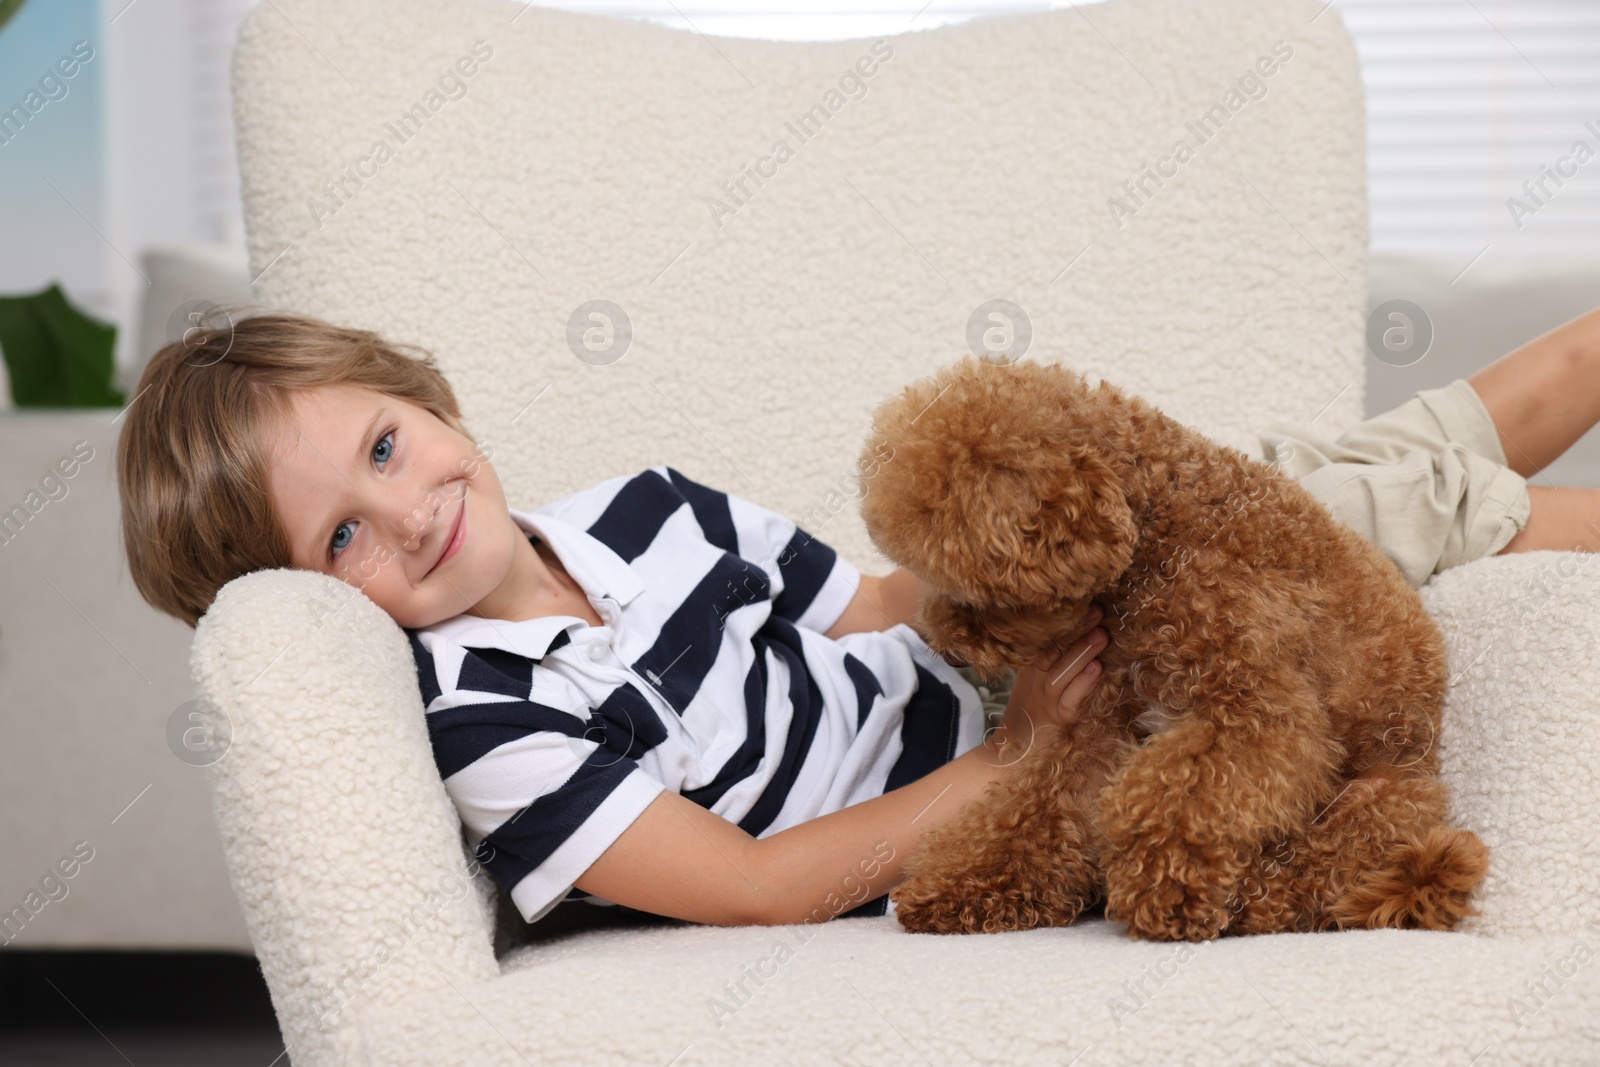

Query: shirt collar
[{"left": 417, "top": 508, "right": 643, "bottom": 660}]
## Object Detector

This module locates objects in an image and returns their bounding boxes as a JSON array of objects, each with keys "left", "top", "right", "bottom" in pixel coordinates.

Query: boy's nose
[{"left": 393, "top": 492, "right": 442, "bottom": 551}]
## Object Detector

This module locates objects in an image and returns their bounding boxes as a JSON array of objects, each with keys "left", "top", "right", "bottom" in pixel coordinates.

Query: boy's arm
[
  {"left": 572, "top": 619, "right": 1106, "bottom": 926},
  {"left": 822, "top": 568, "right": 923, "bottom": 639},
  {"left": 573, "top": 729, "right": 1025, "bottom": 926}
]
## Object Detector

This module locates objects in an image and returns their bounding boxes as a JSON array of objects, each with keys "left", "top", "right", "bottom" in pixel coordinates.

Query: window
[{"left": 1342, "top": 0, "right": 1600, "bottom": 261}]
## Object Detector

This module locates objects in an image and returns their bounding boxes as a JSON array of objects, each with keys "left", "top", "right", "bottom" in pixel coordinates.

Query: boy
[
  {"left": 117, "top": 312, "right": 1107, "bottom": 929},
  {"left": 119, "top": 306, "right": 1600, "bottom": 928}
]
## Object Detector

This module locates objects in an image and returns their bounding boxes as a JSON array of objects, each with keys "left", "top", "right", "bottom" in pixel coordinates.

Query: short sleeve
[
  {"left": 417, "top": 642, "right": 666, "bottom": 924},
  {"left": 658, "top": 465, "right": 861, "bottom": 634}
]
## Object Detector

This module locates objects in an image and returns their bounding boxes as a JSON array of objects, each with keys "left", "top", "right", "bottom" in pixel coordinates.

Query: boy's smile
[
  {"left": 264, "top": 383, "right": 571, "bottom": 629},
  {"left": 427, "top": 491, "right": 469, "bottom": 576}
]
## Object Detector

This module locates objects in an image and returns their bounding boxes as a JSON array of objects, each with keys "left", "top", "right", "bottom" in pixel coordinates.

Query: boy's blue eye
[
  {"left": 329, "top": 429, "right": 396, "bottom": 559},
  {"left": 331, "top": 522, "right": 354, "bottom": 554}
]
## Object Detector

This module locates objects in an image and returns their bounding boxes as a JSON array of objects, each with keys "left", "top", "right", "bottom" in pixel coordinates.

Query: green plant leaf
[
  {"left": 0, "top": 0, "right": 29, "bottom": 37},
  {"left": 0, "top": 283, "right": 124, "bottom": 408}
]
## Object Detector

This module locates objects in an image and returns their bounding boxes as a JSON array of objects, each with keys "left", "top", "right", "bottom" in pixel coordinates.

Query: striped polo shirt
[{"left": 405, "top": 465, "right": 985, "bottom": 925}]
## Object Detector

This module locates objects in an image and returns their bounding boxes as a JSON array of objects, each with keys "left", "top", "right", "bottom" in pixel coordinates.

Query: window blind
[
  {"left": 1341, "top": 0, "right": 1600, "bottom": 262},
  {"left": 189, "top": 0, "right": 258, "bottom": 244}
]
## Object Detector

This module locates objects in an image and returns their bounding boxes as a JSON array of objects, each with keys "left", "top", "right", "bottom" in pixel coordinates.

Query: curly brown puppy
[{"left": 859, "top": 355, "right": 1489, "bottom": 941}]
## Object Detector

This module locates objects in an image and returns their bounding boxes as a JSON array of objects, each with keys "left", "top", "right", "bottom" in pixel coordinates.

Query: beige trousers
[{"left": 1257, "top": 378, "right": 1533, "bottom": 590}]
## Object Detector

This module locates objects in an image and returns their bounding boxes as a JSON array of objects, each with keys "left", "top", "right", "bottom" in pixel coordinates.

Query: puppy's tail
[{"left": 1327, "top": 826, "right": 1489, "bottom": 932}]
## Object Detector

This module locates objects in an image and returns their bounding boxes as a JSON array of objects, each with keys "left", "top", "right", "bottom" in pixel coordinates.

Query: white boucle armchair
[{"left": 196, "top": 0, "right": 1600, "bottom": 1063}]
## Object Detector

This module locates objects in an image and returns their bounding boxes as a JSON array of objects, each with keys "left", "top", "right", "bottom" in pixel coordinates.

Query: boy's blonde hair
[{"left": 118, "top": 310, "right": 470, "bottom": 628}]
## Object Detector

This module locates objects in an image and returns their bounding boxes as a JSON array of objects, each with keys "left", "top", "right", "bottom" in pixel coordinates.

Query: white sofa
[{"left": 14, "top": 0, "right": 1600, "bottom": 1061}]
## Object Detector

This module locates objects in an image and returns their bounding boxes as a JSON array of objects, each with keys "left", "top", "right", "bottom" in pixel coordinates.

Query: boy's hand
[{"left": 984, "top": 603, "right": 1108, "bottom": 765}]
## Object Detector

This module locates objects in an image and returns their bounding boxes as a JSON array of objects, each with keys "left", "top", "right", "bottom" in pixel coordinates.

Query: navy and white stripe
[{"left": 407, "top": 466, "right": 985, "bottom": 925}]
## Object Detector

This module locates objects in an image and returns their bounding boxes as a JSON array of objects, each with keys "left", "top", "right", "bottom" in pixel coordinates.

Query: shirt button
[{"left": 588, "top": 642, "right": 607, "bottom": 662}]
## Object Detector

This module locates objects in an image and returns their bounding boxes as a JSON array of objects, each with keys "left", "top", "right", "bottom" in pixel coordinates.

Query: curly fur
[{"left": 860, "top": 356, "right": 1489, "bottom": 941}]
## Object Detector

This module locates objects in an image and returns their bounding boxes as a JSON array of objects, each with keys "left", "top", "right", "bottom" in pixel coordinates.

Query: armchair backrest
[{"left": 234, "top": 0, "right": 1366, "bottom": 572}]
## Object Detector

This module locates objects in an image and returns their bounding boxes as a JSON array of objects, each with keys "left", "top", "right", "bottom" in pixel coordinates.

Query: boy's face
[{"left": 265, "top": 383, "right": 523, "bottom": 629}]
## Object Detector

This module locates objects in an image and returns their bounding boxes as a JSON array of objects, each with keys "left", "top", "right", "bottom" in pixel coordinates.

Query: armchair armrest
[
  {"left": 1418, "top": 551, "right": 1600, "bottom": 938},
  {"left": 191, "top": 568, "right": 500, "bottom": 1066}
]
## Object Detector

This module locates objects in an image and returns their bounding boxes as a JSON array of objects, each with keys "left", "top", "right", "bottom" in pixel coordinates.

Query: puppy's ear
[{"left": 992, "top": 443, "right": 1139, "bottom": 609}]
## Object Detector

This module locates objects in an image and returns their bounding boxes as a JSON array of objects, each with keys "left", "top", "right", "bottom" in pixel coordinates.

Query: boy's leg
[
  {"left": 1498, "top": 486, "right": 1600, "bottom": 554},
  {"left": 1259, "top": 308, "right": 1600, "bottom": 580},
  {"left": 1465, "top": 306, "right": 1600, "bottom": 479},
  {"left": 1259, "top": 386, "right": 1534, "bottom": 589},
  {"left": 1460, "top": 307, "right": 1600, "bottom": 555}
]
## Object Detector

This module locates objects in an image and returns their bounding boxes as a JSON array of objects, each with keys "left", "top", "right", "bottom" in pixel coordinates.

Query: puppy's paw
[
  {"left": 890, "top": 876, "right": 1076, "bottom": 935},
  {"left": 1101, "top": 833, "right": 1247, "bottom": 941},
  {"left": 891, "top": 864, "right": 1099, "bottom": 935},
  {"left": 889, "top": 872, "right": 981, "bottom": 934}
]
